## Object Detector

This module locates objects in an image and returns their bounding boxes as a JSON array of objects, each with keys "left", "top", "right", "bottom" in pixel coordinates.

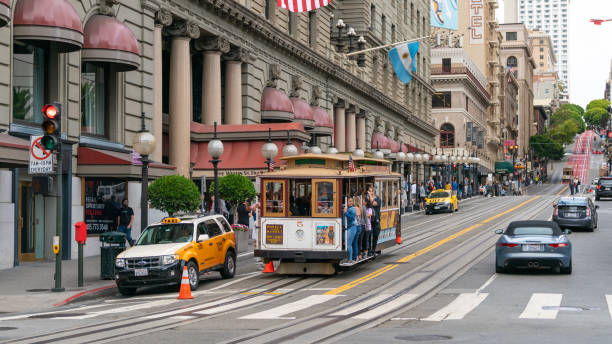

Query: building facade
[
  {"left": 530, "top": 30, "right": 558, "bottom": 131},
  {"left": 0, "top": 0, "right": 436, "bottom": 269},
  {"left": 504, "top": 0, "right": 569, "bottom": 101}
]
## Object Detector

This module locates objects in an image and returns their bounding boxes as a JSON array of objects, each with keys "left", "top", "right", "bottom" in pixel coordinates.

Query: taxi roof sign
[{"left": 162, "top": 217, "right": 181, "bottom": 224}]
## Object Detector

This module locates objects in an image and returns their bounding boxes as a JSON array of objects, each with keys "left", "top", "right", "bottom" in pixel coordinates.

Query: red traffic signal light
[
  {"left": 608, "top": 131, "right": 612, "bottom": 139},
  {"left": 42, "top": 104, "right": 58, "bottom": 119},
  {"left": 41, "top": 102, "right": 61, "bottom": 150}
]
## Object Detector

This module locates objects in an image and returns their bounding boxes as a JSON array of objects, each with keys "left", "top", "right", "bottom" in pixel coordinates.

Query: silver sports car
[{"left": 495, "top": 220, "right": 572, "bottom": 274}]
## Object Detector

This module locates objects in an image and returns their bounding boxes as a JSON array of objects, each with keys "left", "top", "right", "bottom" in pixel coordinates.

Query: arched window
[
  {"left": 507, "top": 56, "right": 518, "bottom": 68},
  {"left": 440, "top": 123, "right": 455, "bottom": 148}
]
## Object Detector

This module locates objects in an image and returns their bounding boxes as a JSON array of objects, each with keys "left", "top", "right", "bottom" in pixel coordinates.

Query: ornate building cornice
[{"left": 188, "top": 0, "right": 438, "bottom": 136}]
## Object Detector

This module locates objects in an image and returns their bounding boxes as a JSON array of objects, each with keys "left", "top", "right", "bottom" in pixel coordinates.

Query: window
[
  {"left": 507, "top": 56, "right": 518, "bottom": 68},
  {"left": 289, "top": 179, "right": 312, "bottom": 217},
  {"left": 432, "top": 92, "right": 451, "bottom": 108},
  {"left": 309, "top": 12, "right": 317, "bottom": 47},
  {"left": 391, "top": 24, "right": 396, "bottom": 43},
  {"left": 265, "top": 0, "right": 272, "bottom": 20},
  {"left": 204, "top": 219, "right": 223, "bottom": 237},
  {"left": 12, "top": 41, "right": 46, "bottom": 123},
  {"left": 81, "top": 64, "right": 107, "bottom": 137},
  {"left": 313, "top": 179, "right": 337, "bottom": 217},
  {"left": 288, "top": 12, "right": 296, "bottom": 36},
  {"left": 442, "top": 58, "right": 451, "bottom": 72},
  {"left": 440, "top": 123, "right": 455, "bottom": 148},
  {"left": 381, "top": 15, "right": 386, "bottom": 41},
  {"left": 410, "top": 3, "right": 414, "bottom": 25},
  {"left": 404, "top": 0, "right": 408, "bottom": 24},
  {"left": 540, "top": 47, "right": 544, "bottom": 52},
  {"left": 370, "top": 4, "right": 376, "bottom": 29},
  {"left": 263, "top": 180, "right": 286, "bottom": 216},
  {"left": 506, "top": 32, "right": 518, "bottom": 41}
]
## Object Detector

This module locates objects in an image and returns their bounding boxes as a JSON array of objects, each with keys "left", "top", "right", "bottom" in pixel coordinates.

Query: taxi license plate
[
  {"left": 134, "top": 268, "right": 148, "bottom": 277},
  {"left": 522, "top": 244, "right": 543, "bottom": 252},
  {"left": 434, "top": 206, "right": 441, "bottom": 209}
]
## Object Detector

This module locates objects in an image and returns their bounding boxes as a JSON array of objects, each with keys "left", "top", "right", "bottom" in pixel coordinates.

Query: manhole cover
[
  {"left": 542, "top": 306, "right": 598, "bottom": 312},
  {"left": 29, "top": 313, "right": 85, "bottom": 319},
  {"left": 0, "top": 327, "right": 17, "bottom": 331},
  {"left": 26, "top": 289, "right": 50, "bottom": 292},
  {"left": 395, "top": 335, "right": 452, "bottom": 341}
]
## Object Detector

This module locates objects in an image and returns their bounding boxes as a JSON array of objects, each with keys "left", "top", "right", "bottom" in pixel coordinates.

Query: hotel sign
[{"left": 469, "top": 0, "right": 484, "bottom": 44}]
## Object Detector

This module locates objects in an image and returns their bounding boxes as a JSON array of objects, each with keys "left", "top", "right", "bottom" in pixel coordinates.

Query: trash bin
[{"left": 100, "top": 231, "right": 126, "bottom": 279}]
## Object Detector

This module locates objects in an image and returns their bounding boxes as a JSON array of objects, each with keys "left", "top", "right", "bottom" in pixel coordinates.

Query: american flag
[
  {"left": 268, "top": 160, "right": 275, "bottom": 172},
  {"left": 277, "top": 0, "right": 332, "bottom": 13},
  {"left": 348, "top": 155, "right": 356, "bottom": 172}
]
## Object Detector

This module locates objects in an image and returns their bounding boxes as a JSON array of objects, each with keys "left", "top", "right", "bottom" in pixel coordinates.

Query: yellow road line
[
  {"left": 556, "top": 185, "right": 568, "bottom": 196},
  {"left": 325, "top": 196, "right": 541, "bottom": 296}
]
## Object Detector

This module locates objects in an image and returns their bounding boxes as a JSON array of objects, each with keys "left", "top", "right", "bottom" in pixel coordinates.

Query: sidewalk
[{"left": 0, "top": 256, "right": 114, "bottom": 313}]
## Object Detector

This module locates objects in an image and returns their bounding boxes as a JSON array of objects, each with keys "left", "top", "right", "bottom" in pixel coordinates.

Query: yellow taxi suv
[
  {"left": 114, "top": 214, "right": 236, "bottom": 296},
  {"left": 424, "top": 189, "right": 458, "bottom": 215}
]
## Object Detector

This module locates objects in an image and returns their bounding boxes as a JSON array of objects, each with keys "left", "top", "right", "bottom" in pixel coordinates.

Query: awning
[
  {"left": 82, "top": 15, "right": 140, "bottom": 72},
  {"left": 77, "top": 147, "right": 175, "bottom": 178},
  {"left": 0, "top": 0, "right": 10, "bottom": 27},
  {"left": 261, "top": 87, "right": 294, "bottom": 122},
  {"left": 495, "top": 161, "right": 514, "bottom": 174},
  {"left": 310, "top": 106, "right": 333, "bottom": 136},
  {"left": 0, "top": 133, "right": 29, "bottom": 167},
  {"left": 389, "top": 139, "right": 400, "bottom": 153},
  {"left": 191, "top": 139, "right": 303, "bottom": 178},
  {"left": 371, "top": 132, "right": 390, "bottom": 150},
  {"left": 290, "top": 98, "right": 315, "bottom": 130},
  {"left": 13, "top": 0, "right": 83, "bottom": 52}
]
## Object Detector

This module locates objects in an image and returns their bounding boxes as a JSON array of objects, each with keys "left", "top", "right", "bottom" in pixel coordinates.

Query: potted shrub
[{"left": 231, "top": 224, "right": 249, "bottom": 253}]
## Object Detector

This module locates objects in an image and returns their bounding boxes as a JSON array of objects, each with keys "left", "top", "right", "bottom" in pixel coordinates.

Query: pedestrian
[
  {"left": 352, "top": 196, "right": 363, "bottom": 261},
  {"left": 362, "top": 204, "right": 372, "bottom": 258},
  {"left": 237, "top": 198, "right": 252, "bottom": 227},
  {"left": 419, "top": 182, "right": 426, "bottom": 210},
  {"left": 452, "top": 177, "right": 458, "bottom": 197},
  {"left": 410, "top": 181, "right": 417, "bottom": 210},
  {"left": 117, "top": 198, "right": 135, "bottom": 246},
  {"left": 343, "top": 197, "right": 357, "bottom": 263},
  {"left": 569, "top": 179, "right": 575, "bottom": 195},
  {"left": 366, "top": 186, "right": 381, "bottom": 257}
]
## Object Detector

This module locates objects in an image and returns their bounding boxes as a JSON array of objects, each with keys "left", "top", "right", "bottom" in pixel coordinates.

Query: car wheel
[
  {"left": 425, "top": 210, "right": 430, "bottom": 215},
  {"left": 220, "top": 251, "right": 236, "bottom": 279},
  {"left": 588, "top": 224, "right": 594, "bottom": 232},
  {"left": 560, "top": 260, "right": 572, "bottom": 274},
  {"left": 495, "top": 258, "right": 505, "bottom": 273},
  {"left": 187, "top": 260, "right": 199, "bottom": 290},
  {"left": 596, "top": 196, "right": 600, "bottom": 201},
  {"left": 118, "top": 286, "right": 137, "bottom": 296}
]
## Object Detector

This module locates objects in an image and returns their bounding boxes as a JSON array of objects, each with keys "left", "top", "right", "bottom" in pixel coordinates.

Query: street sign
[{"left": 29, "top": 135, "right": 53, "bottom": 174}]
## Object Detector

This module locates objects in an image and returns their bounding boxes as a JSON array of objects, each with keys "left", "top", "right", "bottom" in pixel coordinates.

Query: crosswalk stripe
[
  {"left": 142, "top": 296, "right": 242, "bottom": 319},
  {"left": 605, "top": 295, "right": 612, "bottom": 319},
  {"left": 194, "top": 295, "right": 274, "bottom": 315},
  {"left": 60, "top": 299, "right": 178, "bottom": 319},
  {"left": 239, "top": 295, "right": 338, "bottom": 320},
  {"left": 519, "top": 293, "right": 562, "bottom": 319},
  {"left": 423, "top": 293, "right": 488, "bottom": 321},
  {"left": 352, "top": 293, "right": 419, "bottom": 320},
  {"left": 330, "top": 294, "right": 393, "bottom": 316}
]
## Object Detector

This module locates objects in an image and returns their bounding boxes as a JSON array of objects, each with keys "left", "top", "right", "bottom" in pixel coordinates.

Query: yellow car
[
  {"left": 114, "top": 214, "right": 237, "bottom": 296},
  {"left": 424, "top": 189, "right": 458, "bottom": 214}
]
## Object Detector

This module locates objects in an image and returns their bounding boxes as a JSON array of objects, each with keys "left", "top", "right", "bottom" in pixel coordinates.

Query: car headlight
[
  {"left": 115, "top": 258, "right": 125, "bottom": 268},
  {"left": 161, "top": 255, "right": 179, "bottom": 265}
]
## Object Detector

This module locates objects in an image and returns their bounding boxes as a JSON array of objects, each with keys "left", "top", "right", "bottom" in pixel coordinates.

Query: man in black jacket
[{"left": 366, "top": 186, "right": 381, "bottom": 257}]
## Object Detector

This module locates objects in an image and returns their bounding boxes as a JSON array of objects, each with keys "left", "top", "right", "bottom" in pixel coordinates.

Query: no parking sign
[{"left": 29, "top": 135, "right": 53, "bottom": 174}]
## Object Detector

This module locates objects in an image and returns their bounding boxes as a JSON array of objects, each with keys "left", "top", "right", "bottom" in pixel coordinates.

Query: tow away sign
[{"left": 29, "top": 135, "right": 53, "bottom": 174}]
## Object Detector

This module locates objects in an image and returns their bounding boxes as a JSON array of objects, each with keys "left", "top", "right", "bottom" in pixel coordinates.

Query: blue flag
[{"left": 388, "top": 41, "right": 419, "bottom": 84}]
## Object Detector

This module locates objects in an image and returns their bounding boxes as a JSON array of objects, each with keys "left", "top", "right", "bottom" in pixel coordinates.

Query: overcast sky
[{"left": 496, "top": 0, "right": 612, "bottom": 108}]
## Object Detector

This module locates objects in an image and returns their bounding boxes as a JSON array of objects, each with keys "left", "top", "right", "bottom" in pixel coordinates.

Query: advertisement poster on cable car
[{"left": 315, "top": 223, "right": 335, "bottom": 245}]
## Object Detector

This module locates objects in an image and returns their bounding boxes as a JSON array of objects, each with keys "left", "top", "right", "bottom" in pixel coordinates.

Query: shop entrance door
[{"left": 18, "top": 182, "right": 37, "bottom": 261}]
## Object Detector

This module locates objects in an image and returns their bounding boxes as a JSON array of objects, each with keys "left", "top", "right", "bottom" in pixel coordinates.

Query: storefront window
[
  {"left": 84, "top": 178, "right": 127, "bottom": 234},
  {"left": 81, "top": 64, "right": 106, "bottom": 136},
  {"left": 313, "top": 179, "right": 336, "bottom": 217},
  {"left": 12, "top": 41, "right": 45, "bottom": 123},
  {"left": 264, "top": 180, "right": 285, "bottom": 216}
]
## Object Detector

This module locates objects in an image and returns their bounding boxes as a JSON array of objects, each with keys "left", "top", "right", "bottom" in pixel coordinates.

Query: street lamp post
[
  {"left": 282, "top": 130, "right": 298, "bottom": 157},
  {"left": 262, "top": 128, "right": 279, "bottom": 172},
  {"left": 208, "top": 122, "right": 224, "bottom": 214},
  {"left": 132, "top": 112, "right": 157, "bottom": 233}
]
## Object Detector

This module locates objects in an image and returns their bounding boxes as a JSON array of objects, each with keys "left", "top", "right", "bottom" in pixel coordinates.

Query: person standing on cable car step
[
  {"left": 343, "top": 197, "right": 357, "bottom": 264},
  {"left": 366, "top": 186, "right": 381, "bottom": 257}
]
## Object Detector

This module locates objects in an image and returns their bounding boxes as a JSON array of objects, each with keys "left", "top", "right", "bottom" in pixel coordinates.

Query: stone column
[
  {"left": 152, "top": 10, "right": 172, "bottom": 163},
  {"left": 345, "top": 106, "right": 356, "bottom": 153},
  {"left": 196, "top": 37, "right": 230, "bottom": 125},
  {"left": 356, "top": 111, "right": 366, "bottom": 150},
  {"left": 223, "top": 48, "right": 248, "bottom": 125},
  {"left": 168, "top": 21, "right": 200, "bottom": 177},
  {"left": 334, "top": 102, "right": 346, "bottom": 152}
]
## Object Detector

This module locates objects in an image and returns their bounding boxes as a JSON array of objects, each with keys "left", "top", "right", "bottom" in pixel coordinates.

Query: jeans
[
  {"left": 118, "top": 225, "right": 133, "bottom": 244},
  {"left": 347, "top": 225, "right": 357, "bottom": 261},
  {"left": 370, "top": 222, "right": 381, "bottom": 254},
  {"left": 352, "top": 225, "right": 362, "bottom": 260}
]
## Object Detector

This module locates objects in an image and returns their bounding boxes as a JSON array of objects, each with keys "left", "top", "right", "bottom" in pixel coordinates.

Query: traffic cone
[
  {"left": 396, "top": 233, "right": 402, "bottom": 245},
  {"left": 262, "top": 260, "right": 275, "bottom": 273},
  {"left": 177, "top": 265, "right": 193, "bottom": 299}
]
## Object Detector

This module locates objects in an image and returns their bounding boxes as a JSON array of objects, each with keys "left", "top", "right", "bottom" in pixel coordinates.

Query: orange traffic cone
[
  {"left": 396, "top": 233, "right": 402, "bottom": 245},
  {"left": 178, "top": 265, "right": 193, "bottom": 299},
  {"left": 262, "top": 260, "right": 275, "bottom": 273}
]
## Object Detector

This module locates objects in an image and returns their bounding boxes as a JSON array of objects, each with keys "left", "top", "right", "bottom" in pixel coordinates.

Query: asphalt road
[{"left": 1, "top": 137, "right": 609, "bottom": 344}]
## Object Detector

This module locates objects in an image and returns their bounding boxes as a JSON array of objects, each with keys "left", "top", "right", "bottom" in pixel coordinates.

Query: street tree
[
  {"left": 550, "top": 119, "right": 578, "bottom": 145},
  {"left": 584, "top": 107, "right": 609, "bottom": 128},
  {"left": 561, "top": 103, "right": 585, "bottom": 116},
  {"left": 530, "top": 134, "right": 564, "bottom": 160},
  {"left": 210, "top": 174, "right": 256, "bottom": 222},
  {"left": 148, "top": 175, "right": 200, "bottom": 216},
  {"left": 586, "top": 99, "right": 610, "bottom": 111},
  {"left": 550, "top": 106, "right": 585, "bottom": 133}
]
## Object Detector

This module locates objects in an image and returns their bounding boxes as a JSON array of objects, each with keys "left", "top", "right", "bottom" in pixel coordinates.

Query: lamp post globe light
[
  {"left": 282, "top": 130, "right": 298, "bottom": 157},
  {"left": 327, "top": 146, "right": 339, "bottom": 154},
  {"left": 354, "top": 147, "right": 365, "bottom": 157},
  {"left": 309, "top": 146, "right": 322, "bottom": 154},
  {"left": 133, "top": 112, "right": 157, "bottom": 233},
  {"left": 208, "top": 122, "right": 224, "bottom": 215},
  {"left": 262, "top": 128, "right": 278, "bottom": 172}
]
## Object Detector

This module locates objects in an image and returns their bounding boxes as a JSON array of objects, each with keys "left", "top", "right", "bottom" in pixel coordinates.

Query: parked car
[
  {"left": 595, "top": 177, "right": 612, "bottom": 200},
  {"left": 552, "top": 197, "right": 598, "bottom": 231},
  {"left": 114, "top": 214, "right": 236, "bottom": 296},
  {"left": 495, "top": 220, "right": 572, "bottom": 274}
]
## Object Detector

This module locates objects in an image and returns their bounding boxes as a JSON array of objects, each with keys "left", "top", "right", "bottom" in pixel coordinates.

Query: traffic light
[{"left": 41, "top": 103, "right": 61, "bottom": 150}]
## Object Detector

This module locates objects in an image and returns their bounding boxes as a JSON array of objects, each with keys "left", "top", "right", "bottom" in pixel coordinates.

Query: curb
[{"left": 54, "top": 284, "right": 116, "bottom": 307}]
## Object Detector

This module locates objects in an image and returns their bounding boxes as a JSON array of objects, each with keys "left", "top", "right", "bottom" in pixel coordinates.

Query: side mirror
[
  {"left": 495, "top": 229, "right": 504, "bottom": 234},
  {"left": 197, "top": 234, "right": 210, "bottom": 242},
  {"left": 564, "top": 229, "right": 572, "bottom": 235}
]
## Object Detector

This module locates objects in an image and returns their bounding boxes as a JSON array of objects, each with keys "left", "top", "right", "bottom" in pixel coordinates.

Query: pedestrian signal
[{"left": 41, "top": 103, "right": 61, "bottom": 150}]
